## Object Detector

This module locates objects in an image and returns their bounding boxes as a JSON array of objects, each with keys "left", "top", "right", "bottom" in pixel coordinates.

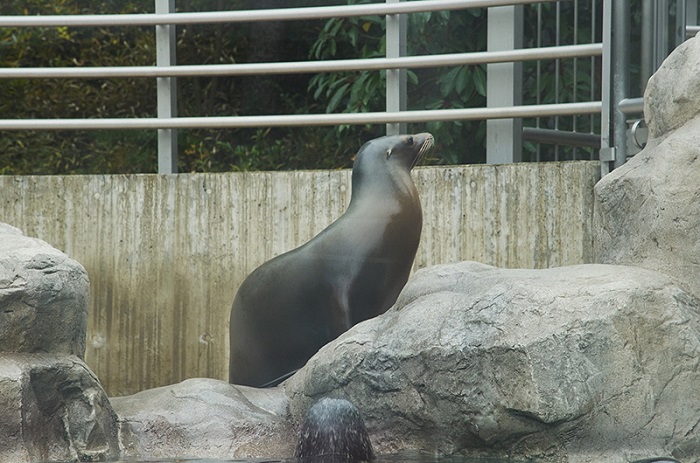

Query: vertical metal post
[
  {"left": 689, "top": 0, "right": 699, "bottom": 30},
  {"left": 653, "top": 0, "right": 669, "bottom": 69},
  {"left": 640, "top": 0, "right": 654, "bottom": 92},
  {"left": 156, "top": 0, "right": 178, "bottom": 174},
  {"left": 486, "top": 5, "right": 523, "bottom": 164},
  {"left": 681, "top": 0, "right": 698, "bottom": 41},
  {"left": 599, "top": 0, "right": 613, "bottom": 176},
  {"left": 385, "top": 0, "right": 407, "bottom": 136},
  {"left": 676, "top": 0, "right": 687, "bottom": 46},
  {"left": 612, "top": 0, "right": 629, "bottom": 169}
]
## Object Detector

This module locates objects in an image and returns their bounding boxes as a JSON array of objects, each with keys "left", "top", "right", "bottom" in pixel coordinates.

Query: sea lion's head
[
  {"left": 295, "top": 397, "right": 374, "bottom": 462},
  {"left": 354, "top": 133, "right": 434, "bottom": 172},
  {"left": 350, "top": 133, "right": 434, "bottom": 198}
]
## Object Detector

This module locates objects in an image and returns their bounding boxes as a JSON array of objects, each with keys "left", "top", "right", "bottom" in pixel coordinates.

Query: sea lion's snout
[{"left": 412, "top": 132, "right": 434, "bottom": 168}]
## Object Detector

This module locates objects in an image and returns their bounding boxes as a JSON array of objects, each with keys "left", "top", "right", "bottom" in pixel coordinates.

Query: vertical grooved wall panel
[{"left": 0, "top": 161, "right": 599, "bottom": 395}]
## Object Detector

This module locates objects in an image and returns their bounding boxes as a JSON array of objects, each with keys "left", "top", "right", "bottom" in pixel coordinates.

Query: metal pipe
[
  {"left": 0, "top": 102, "right": 602, "bottom": 131},
  {"left": 599, "top": 0, "right": 613, "bottom": 176},
  {"left": 0, "top": 0, "right": 558, "bottom": 27},
  {"left": 612, "top": 0, "right": 630, "bottom": 169},
  {"left": 155, "top": 0, "right": 177, "bottom": 174},
  {"left": 640, "top": 0, "right": 654, "bottom": 93},
  {"left": 385, "top": 0, "right": 407, "bottom": 136},
  {"left": 486, "top": 5, "right": 523, "bottom": 164},
  {"left": 522, "top": 127, "right": 601, "bottom": 148},
  {"left": 676, "top": 0, "right": 687, "bottom": 46},
  {"left": 618, "top": 97, "right": 644, "bottom": 115},
  {"left": 0, "top": 44, "right": 602, "bottom": 79}
]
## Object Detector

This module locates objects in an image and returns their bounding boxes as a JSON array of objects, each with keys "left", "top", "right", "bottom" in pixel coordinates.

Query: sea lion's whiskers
[{"left": 412, "top": 135, "right": 434, "bottom": 168}]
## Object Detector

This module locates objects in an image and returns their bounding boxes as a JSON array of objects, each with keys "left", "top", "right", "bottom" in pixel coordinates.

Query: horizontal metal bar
[
  {"left": 618, "top": 97, "right": 644, "bottom": 114},
  {"left": 688, "top": 26, "right": 700, "bottom": 36},
  {"left": 0, "top": 0, "right": 556, "bottom": 27},
  {"left": 0, "top": 44, "right": 602, "bottom": 79},
  {"left": 0, "top": 102, "right": 602, "bottom": 130},
  {"left": 522, "top": 127, "right": 601, "bottom": 148}
]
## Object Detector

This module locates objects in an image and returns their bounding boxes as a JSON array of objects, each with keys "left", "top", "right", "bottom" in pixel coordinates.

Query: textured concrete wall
[{"left": 0, "top": 161, "right": 599, "bottom": 396}]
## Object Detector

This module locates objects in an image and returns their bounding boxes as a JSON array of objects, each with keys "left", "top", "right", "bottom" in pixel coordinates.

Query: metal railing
[
  {"left": 0, "top": 0, "right": 605, "bottom": 174},
  {"left": 600, "top": 0, "right": 698, "bottom": 173},
  {"left": 0, "top": 0, "right": 695, "bottom": 174}
]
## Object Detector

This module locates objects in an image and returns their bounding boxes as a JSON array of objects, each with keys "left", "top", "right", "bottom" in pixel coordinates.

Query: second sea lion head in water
[
  {"left": 229, "top": 133, "right": 434, "bottom": 388},
  {"left": 295, "top": 397, "right": 374, "bottom": 462}
]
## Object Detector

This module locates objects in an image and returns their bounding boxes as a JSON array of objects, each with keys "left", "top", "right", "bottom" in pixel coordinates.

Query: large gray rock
[
  {"left": 285, "top": 261, "right": 700, "bottom": 463},
  {"left": 110, "top": 261, "right": 700, "bottom": 462},
  {"left": 644, "top": 32, "right": 700, "bottom": 139},
  {"left": 112, "top": 378, "right": 295, "bottom": 459},
  {"left": 0, "top": 353, "right": 121, "bottom": 462},
  {"left": 595, "top": 37, "right": 700, "bottom": 301},
  {"left": 0, "top": 223, "right": 89, "bottom": 358}
]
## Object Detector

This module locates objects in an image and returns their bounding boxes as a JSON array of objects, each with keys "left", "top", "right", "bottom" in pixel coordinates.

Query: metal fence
[
  {"left": 0, "top": 0, "right": 600, "bottom": 172},
  {"left": 0, "top": 0, "right": 697, "bottom": 176}
]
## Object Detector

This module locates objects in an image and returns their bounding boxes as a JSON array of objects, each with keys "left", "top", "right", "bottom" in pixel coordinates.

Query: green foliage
[
  {"left": 0, "top": 0, "right": 606, "bottom": 173},
  {"left": 307, "top": 3, "right": 489, "bottom": 164},
  {"left": 0, "top": 0, "right": 158, "bottom": 174}
]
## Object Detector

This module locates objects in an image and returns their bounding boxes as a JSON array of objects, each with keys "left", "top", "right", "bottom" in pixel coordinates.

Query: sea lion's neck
[{"left": 349, "top": 164, "right": 418, "bottom": 210}]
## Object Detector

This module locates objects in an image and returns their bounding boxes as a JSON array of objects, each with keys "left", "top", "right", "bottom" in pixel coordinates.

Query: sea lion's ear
[{"left": 386, "top": 148, "right": 392, "bottom": 159}]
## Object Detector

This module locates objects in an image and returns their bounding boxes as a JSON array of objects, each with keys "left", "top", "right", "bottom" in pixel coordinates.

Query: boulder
[
  {"left": 0, "top": 353, "right": 121, "bottom": 462},
  {"left": 595, "top": 36, "right": 700, "bottom": 301},
  {"left": 644, "top": 32, "right": 700, "bottom": 139},
  {"left": 285, "top": 261, "right": 700, "bottom": 463},
  {"left": 0, "top": 223, "right": 89, "bottom": 358},
  {"left": 111, "top": 378, "right": 295, "bottom": 459}
]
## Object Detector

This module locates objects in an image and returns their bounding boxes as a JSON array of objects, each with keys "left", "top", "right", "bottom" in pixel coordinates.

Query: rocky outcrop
[
  {"left": 0, "top": 224, "right": 120, "bottom": 463},
  {"left": 594, "top": 33, "right": 700, "bottom": 301},
  {"left": 112, "top": 378, "right": 294, "bottom": 459},
  {"left": 644, "top": 32, "right": 700, "bottom": 139},
  {"left": 0, "top": 223, "right": 89, "bottom": 358},
  {"left": 114, "top": 261, "right": 700, "bottom": 463},
  {"left": 0, "top": 354, "right": 121, "bottom": 462},
  {"left": 284, "top": 262, "right": 700, "bottom": 463}
]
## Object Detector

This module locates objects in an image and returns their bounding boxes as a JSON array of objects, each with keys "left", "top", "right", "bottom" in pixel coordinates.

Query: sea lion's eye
[{"left": 406, "top": 136, "right": 414, "bottom": 146}]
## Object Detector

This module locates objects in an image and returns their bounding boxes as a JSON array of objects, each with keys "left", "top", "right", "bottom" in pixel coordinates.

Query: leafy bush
[{"left": 0, "top": 0, "right": 607, "bottom": 173}]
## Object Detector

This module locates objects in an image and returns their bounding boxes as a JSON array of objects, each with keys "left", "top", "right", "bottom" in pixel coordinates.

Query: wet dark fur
[
  {"left": 295, "top": 397, "right": 374, "bottom": 462},
  {"left": 229, "top": 133, "right": 434, "bottom": 387}
]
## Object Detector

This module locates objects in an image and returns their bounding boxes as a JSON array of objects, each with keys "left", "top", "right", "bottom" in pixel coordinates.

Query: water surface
[{"left": 89, "top": 452, "right": 524, "bottom": 463}]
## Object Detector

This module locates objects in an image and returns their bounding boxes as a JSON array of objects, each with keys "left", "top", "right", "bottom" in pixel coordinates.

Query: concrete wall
[{"left": 0, "top": 161, "right": 599, "bottom": 396}]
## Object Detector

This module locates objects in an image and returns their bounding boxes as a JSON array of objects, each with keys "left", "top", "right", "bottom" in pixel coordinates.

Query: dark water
[
  {"left": 89, "top": 452, "right": 521, "bottom": 463},
  {"left": 50, "top": 453, "right": 683, "bottom": 463}
]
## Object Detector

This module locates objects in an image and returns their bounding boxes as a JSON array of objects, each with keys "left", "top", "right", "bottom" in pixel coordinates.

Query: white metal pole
[
  {"left": 156, "top": 0, "right": 178, "bottom": 174},
  {"left": 385, "top": 0, "right": 407, "bottom": 136},
  {"left": 486, "top": 5, "right": 523, "bottom": 164}
]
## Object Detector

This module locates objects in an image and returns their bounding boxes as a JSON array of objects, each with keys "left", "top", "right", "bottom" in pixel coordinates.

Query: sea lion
[
  {"left": 229, "top": 133, "right": 434, "bottom": 387},
  {"left": 295, "top": 397, "right": 374, "bottom": 462}
]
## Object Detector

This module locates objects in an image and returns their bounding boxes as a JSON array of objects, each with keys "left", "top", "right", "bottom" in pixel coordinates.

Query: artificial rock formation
[
  {"left": 0, "top": 222, "right": 89, "bottom": 357},
  {"left": 115, "top": 260, "right": 700, "bottom": 462},
  {"left": 0, "top": 354, "right": 121, "bottom": 462},
  {"left": 594, "top": 33, "right": 700, "bottom": 302},
  {"left": 643, "top": 32, "right": 700, "bottom": 139},
  {"left": 0, "top": 224, "right": 121, "bottom": 462},
  {"left": 285, "top": 262, "right": 700, "bottom": 463},
  {"left": 112, "top": 378, "right": 295, "bottom": 460}
]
